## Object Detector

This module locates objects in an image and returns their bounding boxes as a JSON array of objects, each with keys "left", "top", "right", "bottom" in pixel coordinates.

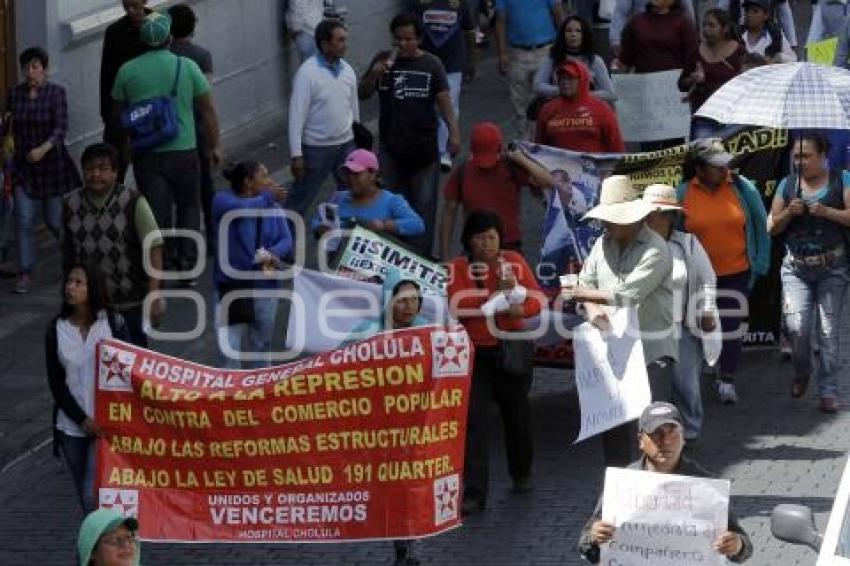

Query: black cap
[{"left": 639, "top": 402, "right": 682, "bottom": 434}]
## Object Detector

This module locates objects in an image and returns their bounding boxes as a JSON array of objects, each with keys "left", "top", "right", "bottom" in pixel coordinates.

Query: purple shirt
[{"left": 6, "top": 81, "right": 80, "bottom": 199}]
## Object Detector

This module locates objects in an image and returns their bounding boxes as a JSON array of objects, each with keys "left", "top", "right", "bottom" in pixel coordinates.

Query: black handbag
[
  {"left": 220, "top": 216, "right": 262, "bottom": 325},
  {"left": 500, "top": 337, "right": 535, "bottom": 378}
]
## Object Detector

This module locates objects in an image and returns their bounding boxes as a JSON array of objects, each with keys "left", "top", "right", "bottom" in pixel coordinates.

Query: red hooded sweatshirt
[{"left": 535, "top": 60, "right": 625, "bottom": 154}]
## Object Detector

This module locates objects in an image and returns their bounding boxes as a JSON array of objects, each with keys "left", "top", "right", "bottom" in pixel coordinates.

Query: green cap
[
  {"left": 77, "top": 508, "right": 139, "bottom": 566},
  {"left": 140, "top": 11, "right": 172, "bottom": 47}
]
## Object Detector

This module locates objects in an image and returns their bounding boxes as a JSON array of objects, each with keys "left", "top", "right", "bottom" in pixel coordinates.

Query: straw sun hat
[{"left": 582, "top": 175, "right": 653, "bottom": 224}]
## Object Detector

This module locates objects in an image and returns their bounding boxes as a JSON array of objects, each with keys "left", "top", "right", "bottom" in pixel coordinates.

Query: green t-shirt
[{"left": 112, "top": 49, "right": 211, "bottom": 153}]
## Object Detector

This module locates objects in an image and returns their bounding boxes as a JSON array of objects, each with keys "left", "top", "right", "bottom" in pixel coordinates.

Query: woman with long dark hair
[
  {"left": 534, "top": 14, "right": 615, "bottom": 103},
  {"left": 678, "top": 9, "right": 746, "bottom": 138},
  {"left": 46, "top": 261, "right": 130, "bottom": 514}
]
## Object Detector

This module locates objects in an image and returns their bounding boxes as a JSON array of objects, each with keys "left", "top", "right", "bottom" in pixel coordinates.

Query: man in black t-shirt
[
  {"left": 410, "top": 0, "right": 476, "bottom": 171},
  {"left": 359, "top": 13, "right": 461, "bottom": 256}
]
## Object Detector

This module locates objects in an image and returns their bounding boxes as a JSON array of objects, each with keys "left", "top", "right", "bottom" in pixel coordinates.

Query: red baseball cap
[{"left": 470, "top": 122, "right": 503, "bottom": 169}]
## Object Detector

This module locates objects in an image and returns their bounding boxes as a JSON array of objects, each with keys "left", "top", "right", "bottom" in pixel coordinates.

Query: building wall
[{"left": 14, "top": 0, "right": 404, "bottom": 157}]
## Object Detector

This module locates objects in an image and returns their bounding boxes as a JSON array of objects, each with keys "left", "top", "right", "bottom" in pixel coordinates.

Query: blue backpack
[{"left": 121, "top": 56, "right": 182, "bottom": 153}]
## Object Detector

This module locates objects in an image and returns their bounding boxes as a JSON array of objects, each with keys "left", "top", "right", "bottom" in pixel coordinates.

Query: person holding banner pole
[
  {"left": 643, "top": 184, "right": 718, "bottom": 444},
  {"left": 439, "top": 122, "right": 552, "bottom": 260},
  {"left": 577, "top": 401, "right": 753, "bottom": 563},
  {"left": 767, "top": 134, "right": 850, "bottom": 413},
  {"left": 447, "top": 210, "right": 543, "bottom": 515},
  {"left": 560, "top": 175, "right": 676, "bottom": 466},
  {"left": 46, "top": 262, "right": 131, "bottom": 514},
  {"left": 677, "top": 139, "right": 770, "bottom": 405},
  {"left": 342, "top": 270, "right": 428, "bottom": 566}
]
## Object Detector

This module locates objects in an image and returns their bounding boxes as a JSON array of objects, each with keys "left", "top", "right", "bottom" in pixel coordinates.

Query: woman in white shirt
[
  {"left": 643, "top": 184, "right": 718, "bottom": 444},
  {"left": 46, "top": 262, "right": 130, "bottom": 513}
]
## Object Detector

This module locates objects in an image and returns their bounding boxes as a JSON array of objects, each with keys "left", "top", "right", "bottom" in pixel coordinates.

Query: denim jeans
[
  {"left": 672, "top": 327, "right": 704, "bottom": 440},
  {"left": 378, "top": 149, "right": 440, "bottom": 256},
  {"left": 57, "top": 431, "right": 96, "bottom": 514},
  {"left": 14, "top": 185, "right": 62, "bottom": 274},
  {"left": 0, "top": 185, "right": 11, "bottom": 262},
  {"left": 716, "top": 270, "right": 750, "bottom": 381},
  {"left": 781, "top": 255, "right": 849, "bottom": 399},
  {"left": 132, "top": 149, "right": 201, "bottom": 271},
  {"left": 438, "top": 72, "right": 462, "bottom": 161},
  {"left": 216, "top": 294, "right": 280, "bottom": 370},
  {"left": 288, "top": 140, "right": 355, "bottom": 221},
  {"left": 116, "top": 304, "right": 148, "bottom": 348}
]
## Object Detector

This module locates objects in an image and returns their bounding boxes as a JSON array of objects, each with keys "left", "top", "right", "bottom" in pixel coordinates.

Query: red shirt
[
  {"left": 443, "top": 160, "right": 528, "bottom": 245},
  {"left": 620, "top": 8, "right": 698, "bottom": 73},
  {"left": 447, "top": 251, "right": 543, "bottom": 347},
  {"left": 535, "top": 96, "right": 625, "bottom": 154}
]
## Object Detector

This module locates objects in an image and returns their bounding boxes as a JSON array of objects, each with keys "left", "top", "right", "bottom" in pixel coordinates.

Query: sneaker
[
  {"left": 717, "top": 382, "right": 738, "bottom": 405},
  {"left": 439, "top": 155, "right": 453, "bottom": 172},
  {"left": 14, "top": 273, "right": 31, "bottom": 294}
]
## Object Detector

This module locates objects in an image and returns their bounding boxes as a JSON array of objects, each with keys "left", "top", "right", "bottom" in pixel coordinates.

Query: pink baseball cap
[{"left": 342, "top": 149, "right": 379, "bottom": 173}]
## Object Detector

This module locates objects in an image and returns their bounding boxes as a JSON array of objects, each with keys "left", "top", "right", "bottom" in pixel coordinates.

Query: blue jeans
[
  {"left": 438, "top": 72, "right": 462, "bottom": 161},
  {"left": 672, "top": 327, "right": 703, "bottom": 440},
  {"left": 781, "top": 254, "right": 849, "bottom": 399},
  {"left": 378, "top": 149, "right": 440, "bottom": 256},
  {"left": 216, "top": 294, "right": 279, "bottom": 370},
  {"left": 14, "top": 185, "right": 62, "bottom": 274},
  {"left": 0, "top": 183, "right": 11, "bottom": 262},
  {"left": 57, "top": 431, "right": 96, "bottom": 514},
  {"left": 288, "top": 141, "right": 355, "bottom": 221}
]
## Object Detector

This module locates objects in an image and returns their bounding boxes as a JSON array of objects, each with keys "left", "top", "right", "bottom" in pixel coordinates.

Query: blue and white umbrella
[{"left": 695, "top": 62, "right": 850, "bottom": 130}]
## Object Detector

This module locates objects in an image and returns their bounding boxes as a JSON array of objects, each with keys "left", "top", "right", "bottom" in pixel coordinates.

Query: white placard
[
  {"left": 612, "top": 70, "right": 690, "bottom": 142},
  {"left": 601, "top": 467, "right": 731, "bottom": 566},
  {"left": 573, "top": 307, "right": 650, "bottom": 443}
]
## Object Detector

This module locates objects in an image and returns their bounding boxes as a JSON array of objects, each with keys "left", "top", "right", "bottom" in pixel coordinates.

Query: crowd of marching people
[{"left": 4, "top": 0, "right": 850, "bottom": 563}]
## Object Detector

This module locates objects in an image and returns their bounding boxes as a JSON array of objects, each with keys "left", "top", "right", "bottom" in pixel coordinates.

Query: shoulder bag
[{"left": 121, "top": 56, "right": 182, "bottom": 153}]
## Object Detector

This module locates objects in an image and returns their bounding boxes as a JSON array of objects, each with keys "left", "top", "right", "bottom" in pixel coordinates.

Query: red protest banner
[{"left": 93, "top": 325, "right": 472, "bottom": 542}]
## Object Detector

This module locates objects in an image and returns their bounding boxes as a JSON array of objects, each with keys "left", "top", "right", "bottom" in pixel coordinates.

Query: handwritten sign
[
  {"left": 94, "top": 326, "right": 472, "bottom": 542},
  {"left": 808, "top": 37, "right": 838, "bottom": 66},
  {"left": 573, "top": 308, "right": 650, "bottom": 443},
  {"left": 601, "top": 467, "right": 731, "bottom": 566},
  {"left": 612, "top": 70, "right": 690, "bottom": 142}
]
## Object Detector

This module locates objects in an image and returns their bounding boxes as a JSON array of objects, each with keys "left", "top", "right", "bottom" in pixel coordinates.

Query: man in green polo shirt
[
  {"left": 112, "top": 10, "right": 221, "bottom": 282},
  {"left": 561, "top": 175, "right": 676, "bottom": 467},
  {"left": 62, "top": 143, "right": 164, "bottom": 347}
]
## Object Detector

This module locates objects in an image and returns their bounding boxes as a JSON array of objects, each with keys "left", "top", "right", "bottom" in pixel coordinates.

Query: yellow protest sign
[{"left": 807, "top": 37, "right": 838, "bottom": 66}]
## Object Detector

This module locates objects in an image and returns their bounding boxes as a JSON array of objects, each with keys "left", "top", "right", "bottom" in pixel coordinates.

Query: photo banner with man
[
  {"left": 520, "top": 126, "right": 788, "bottom": 368},
  {"left": 601, "top": 468, "right": 731, "bottom": 566},
  {"left": 93, "top": 325, "right": 472, "bottom": 542}
]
